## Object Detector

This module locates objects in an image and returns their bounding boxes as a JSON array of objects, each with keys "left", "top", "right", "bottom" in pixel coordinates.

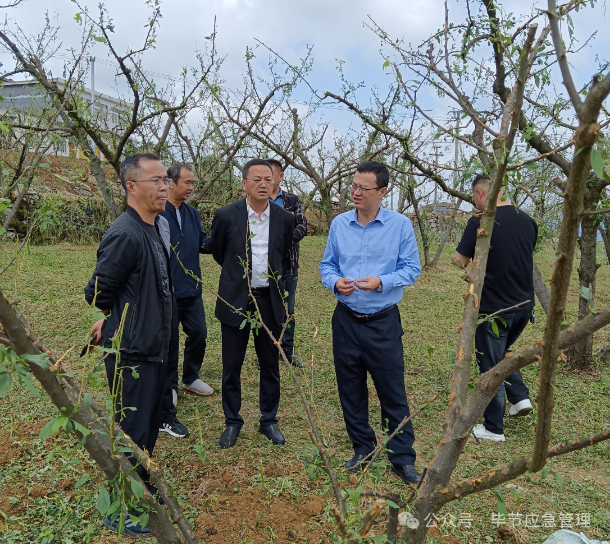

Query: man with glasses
[
  {"left": 85, "top": 153, "right": 174, "bottom": 536},
  {"left": 319, "top": 161, "right": 422, "bottom": 485},
  {"left": 158, "top": 163, "right": 213, "bottom": 439},
  {"left": 210, "top": 159, "right": 295, "bottom": 449}
]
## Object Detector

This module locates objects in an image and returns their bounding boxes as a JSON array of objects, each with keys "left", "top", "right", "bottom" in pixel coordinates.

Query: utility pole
[
  {"left": 433, "top": 145, "right": 443, "bottom": 210},
  {"left": 90, "top": 57, "right": 95, "bottom": 104}
]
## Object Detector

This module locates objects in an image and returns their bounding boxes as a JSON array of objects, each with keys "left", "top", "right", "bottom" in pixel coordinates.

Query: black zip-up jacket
[
  {"left": 281, "top": 192, "right": 308, "bottom": 273},
  {"left": 84, "top": 206, "right": 173, "bottom": 363},
  {"left": 159, "top": 201, "right": 212, "bottom": 299}
]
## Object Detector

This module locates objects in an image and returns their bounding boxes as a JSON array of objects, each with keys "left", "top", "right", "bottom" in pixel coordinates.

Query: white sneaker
[
  {"left": 183, "top": 378, "right": 214, "bottom": 397},
  {"left": 509, "top": 399, "right": 533, "bottom": 417},
  {"left": 172, "top": 389, "right": 178, "bottom": 406},
  {"left": 472, "top": 424, "right": 505, "bottom": 442}
]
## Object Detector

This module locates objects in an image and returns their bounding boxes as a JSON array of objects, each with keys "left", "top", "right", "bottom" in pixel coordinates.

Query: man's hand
[
  {"left": 353, "top": 276, "right": 381, "bottom": 292},
  {"left": 335, "top": 278, "right": 355, "bottom": 296},
  {"left": 452, "top": 251, "right": 470, "bottom": 269},
  {"left": 89, "top": 319, "right": 104, "bottom": 346}
]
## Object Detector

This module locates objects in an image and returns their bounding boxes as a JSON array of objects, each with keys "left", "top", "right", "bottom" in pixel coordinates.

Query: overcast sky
[
  {"left": 2, "top": 0, "right": 608, "bottom": 110},
  {"left": 1, "top": 0, "right": 608, "bottom": 212}
]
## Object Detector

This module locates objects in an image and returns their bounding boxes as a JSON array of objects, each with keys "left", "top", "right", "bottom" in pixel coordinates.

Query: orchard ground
[{"left": 0, "top": 237, "right": 608, "bottom": 543}]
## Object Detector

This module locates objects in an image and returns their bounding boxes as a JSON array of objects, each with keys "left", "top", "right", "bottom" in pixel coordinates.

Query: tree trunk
[
  {"left": 432, "top": 199, "right": 462, "bottom": 265},
  {"left": 409, "top": 185, "right": 431, "bottom": 267},
  {"left": 533, "top": 261, "right": 551, "bottom": 313},
  {"left": 338, "top": 183, "right": 348, "bottom": 215},
  {"left": 567, "top": 204, "right": 599, "bottom": 369},
  {"left": 76, "top": 130, "right": 120, "bottom": 221}
]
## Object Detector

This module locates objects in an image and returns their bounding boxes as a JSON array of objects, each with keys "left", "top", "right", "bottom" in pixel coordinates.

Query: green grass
[{"left": 0, "top": 238, "right": 609, "bottom": 543}]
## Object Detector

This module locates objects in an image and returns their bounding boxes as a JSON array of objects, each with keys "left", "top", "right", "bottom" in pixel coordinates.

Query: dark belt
[
  {"left": 337, "top": 301, "right": 396, "bottom": 323},
  {"left": 251, "top": 286, "right": 270, "bottom": 298}
]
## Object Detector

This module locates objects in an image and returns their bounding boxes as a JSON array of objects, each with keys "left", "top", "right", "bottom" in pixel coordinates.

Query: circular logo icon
[{"left": 407, "top": 516, "right": 420, "bottom": 529}]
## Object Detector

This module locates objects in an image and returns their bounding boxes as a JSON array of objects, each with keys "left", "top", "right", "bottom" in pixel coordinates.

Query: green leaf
[
  {"left": 21, "top": 353, "right": 50, "bottom": 368},
  {"left": 346, "top": 487, "right": 364, "bottom": 507},
  {"left": 541, "top": 467, "right": 548, "bottom": 479},
  {"left": 550, "top": 470, "right": 563, "bottom": 487},
  {"left": 88, "top": 306, "right": 106, "bottom": 322},
  {"left": 193, "top": 444, "right": 207, "bottom": 466},
  {"left": 84, "top": 392, "right": 93, "bottom": 404},
  {"left": 96, "top": 487, "right": 111, "bottom": 515},
  {"left": 73, "top": 421, "right": 91, "bottom": 437},
  {"left": 591, "top": 148, "right": 605, "bottom": 179},
  {"left": 52, "top": 416, "right": 69, "bottom": 435},
  {"left": 387, "top": 500, "right": 400, "bottom": 509},
  {"left": 130, "top": 477, "right": 144, "bottom": 499},
  {"left": 383, "top": 59, "right": 391, "bottom": 68},
  {"left": 93, "top": 36, "right": 107, "bottom": 43},
  {"left": 0, "top": 373, "right": 12, "bottom": 396},
  {"left": 493, "top": 486, "right": 506, "bottom": 516},
  {"left": 74, "top": 12, "right": 82, "bottom": 24},
  {"left": 491, "top": 320, "right": 499, "bottom": 337},
  {"left": 38, "top": 163, "right": 51, "bottom": 169},
  {"left": 39, "top": 418, "right": 57, "bottom": 441},
  {"left": 19, "top": 374, "right": 41, "bottom": 399},
  {"left": 138, "top": 511, "right": 149, "bottom": 528},
  {"left": 578, "top": 285, "right": 590, "bottom": 302},
  {"left": 74, "top": 473, "right": 89, "bottom": 489}
]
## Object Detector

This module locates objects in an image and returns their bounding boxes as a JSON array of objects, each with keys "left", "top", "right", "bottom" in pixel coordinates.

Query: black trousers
[
  {"left": 221, "top": 293, "right": 282, "bottom": 427},
  {"left": 332, "top": 304, "right": 416, "bottom": 466},
  {"left": 475, "top": 308, "right": 532, "bottom": 434},
  {"left": 105, "top": 353, "right": 167, "bottom": 481},
  {"left": 161, "top": 300, "right": 179, "bottom": 424}
]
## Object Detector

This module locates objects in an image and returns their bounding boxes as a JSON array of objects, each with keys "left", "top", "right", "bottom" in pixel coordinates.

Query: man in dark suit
[{"left": 211, "top": 158, "right": 295, "bottom": 449}]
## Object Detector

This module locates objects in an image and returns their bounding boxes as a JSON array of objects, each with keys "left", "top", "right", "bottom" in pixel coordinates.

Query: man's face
[
  {"left": 351, "top": 171, "right": 386, "bottom": 210},
  {"left": 169, "top": 167, "right": 195, "bottom": 202},
  {"left": 271, "top": 165, "right": 284, "bottom": 193},
  {"left": 126, "top": 159, "right": 169, "bottom": 215},
  {"left": 242, "top": 165, "right": 273, "bottom": 205}
]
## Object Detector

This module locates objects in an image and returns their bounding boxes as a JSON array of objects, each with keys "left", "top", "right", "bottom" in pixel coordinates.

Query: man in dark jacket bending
[{"left": 85, "top": 153, "right": 173, "bottom": 537}]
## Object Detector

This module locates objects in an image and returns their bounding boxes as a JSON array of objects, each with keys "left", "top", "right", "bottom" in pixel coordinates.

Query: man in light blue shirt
[{"left": 319, "top": 161, "right": 421, "bottom": 485}]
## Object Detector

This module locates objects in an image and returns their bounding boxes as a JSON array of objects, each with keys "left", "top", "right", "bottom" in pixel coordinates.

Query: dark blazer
[{"left": 211, "top": 198, "right": 295, "bottom": 328}]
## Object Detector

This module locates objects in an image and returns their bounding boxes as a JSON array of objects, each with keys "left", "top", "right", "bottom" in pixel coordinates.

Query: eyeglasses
[
  {"left": 245, "top": 178, "right": 273, "bottom": 185},
  {"left": 128, "top": 177, "right": 174, "bottom": 187},
  {"left": 350, "top": 183, "right": 380, "bottom": 195}
]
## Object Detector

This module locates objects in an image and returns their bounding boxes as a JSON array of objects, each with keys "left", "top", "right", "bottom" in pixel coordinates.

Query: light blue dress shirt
[{"left": 319, "top": 207, "right": 421, "bottom": 314}]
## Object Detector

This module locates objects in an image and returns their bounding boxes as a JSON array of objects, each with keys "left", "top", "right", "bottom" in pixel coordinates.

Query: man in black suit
[{"left": 211, "top": 159, "right": 295, "bottom": 448}]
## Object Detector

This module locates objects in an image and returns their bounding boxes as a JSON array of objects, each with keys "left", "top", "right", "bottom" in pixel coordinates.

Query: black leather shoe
[
  {"left": 391, "top": 464, "right": 421, "bottom": 485},
  {"left": 258, "top": 423, "right": 286, "bottom": 445},
  {"left": 219, "top": 425, "right": 241, "bottom": 449},
  {"left": 145, "top": 481, "right": 165, "bottom": 505},
  {"left": 345, "top": 454, "right": 369, "bottom": 473},
  {"left": 290, "top": 355, "right": 306, "bottom": 369}
]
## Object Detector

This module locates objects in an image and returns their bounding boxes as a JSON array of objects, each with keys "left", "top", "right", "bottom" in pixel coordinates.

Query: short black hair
[
  {"left": 356, "top": 161, "right": 389, "bottom": 188},
  {"left": 242, "top": 158, "right": 272, "bottom": 180},
  {"left": 266, "top": 158, "right": 284, "bottom": 173},
  {"left": 472, "top": 174, "right": 491, "bottom": 191},
  {"left": 167, "top": 162, "right": 193, "bottom": 185},
  {"left": 119, "top": 153, "right": 161, "bottom": 191}
]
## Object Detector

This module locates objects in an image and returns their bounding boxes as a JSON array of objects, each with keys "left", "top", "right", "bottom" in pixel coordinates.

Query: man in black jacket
[
  {"left": 158, "top": 163, "right": 213, "bottom": 438},
  {"left": 211, "top": 159, "right": 295, "bottom": 449},
  {"left": 85, "top": 153, "right": 173, "bottom": 537},
  {"left": 267, "top": 159, "right": 307, "bottom": 369}
]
